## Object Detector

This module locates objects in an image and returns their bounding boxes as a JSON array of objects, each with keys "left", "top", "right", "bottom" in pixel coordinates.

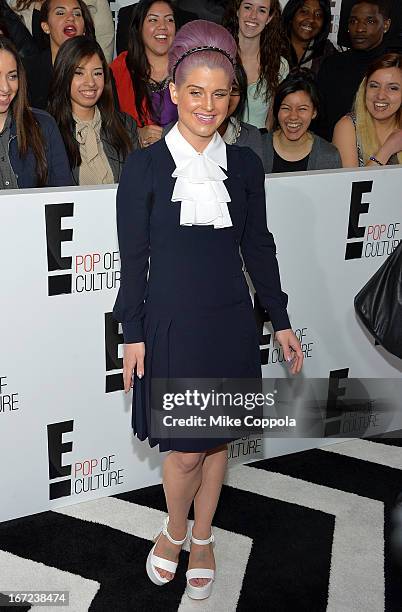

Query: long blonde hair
[{"left": 353, "top": 53, "right": 402, "bottom": 165}]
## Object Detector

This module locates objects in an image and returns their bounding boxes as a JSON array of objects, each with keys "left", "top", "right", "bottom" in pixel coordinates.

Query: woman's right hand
[
  {"left": 123, "top": 342, "right": 145, "bottom": 393},
  {"left": 138, "top": 125, "right": 163, "bottom": 148},
  {"left": 376, "top": 129, "right": 402, "bottom": 163}
]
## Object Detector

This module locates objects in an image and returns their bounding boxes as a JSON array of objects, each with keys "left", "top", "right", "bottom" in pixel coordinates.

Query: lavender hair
[{"left": 168, "top": 20, "right": 237, "bottom": 86}]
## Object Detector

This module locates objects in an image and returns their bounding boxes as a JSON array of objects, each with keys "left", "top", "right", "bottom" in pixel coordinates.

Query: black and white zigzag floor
[{"left": 1, "top": 436, "right": 402, "bottom": 612}]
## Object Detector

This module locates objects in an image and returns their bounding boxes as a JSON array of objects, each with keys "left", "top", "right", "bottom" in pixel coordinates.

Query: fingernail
[
  {"left": 287, "top": 356, "right": 292, "bottom": 362},
  {"left": 138, "top": 373, "right": 143, "bottom": 379}
]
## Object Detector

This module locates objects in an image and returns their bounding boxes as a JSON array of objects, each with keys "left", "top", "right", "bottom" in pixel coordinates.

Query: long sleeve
[
  {"left": 113, "top": 149, "right": 152, "bottom": 343},
  {"left": 240, "top": 148, "right": 291, "bottom": 332},
  {"left": 45, "top": 114, "right": 74, "bottom": 187},
  {"left": 0, "top": 0, "right": 38, "bottom": 57}
]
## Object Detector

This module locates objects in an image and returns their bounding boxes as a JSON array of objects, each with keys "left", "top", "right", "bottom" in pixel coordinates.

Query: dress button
[{"left": 5, "top": 180, "right": 10, "bottom": 185}]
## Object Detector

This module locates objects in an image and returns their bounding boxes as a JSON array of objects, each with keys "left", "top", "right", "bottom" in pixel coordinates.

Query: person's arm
[
  {"left": 366, "top": 129, "right": 402, "bottom": 167},
  {"left": 0, "top": 0, "right": 39, "bottom": 57},
  {"left": 240, "top": 148, "right": 303, "bottom": 373},
  {"left": 121, "top": 112, "right": 140, "bottom": 151},
  {"left": 44, "top": 113, "right": 74, "bottom": 186},
  {"left": 114, "top": 149, "right": 152, "bottom": 390},
  {"left": 113, "top": 149, "right": 152, "bottom": 344},
  {"left": 116, "top": 4, "right": 132, "bottom": 56},
  {"left": 87, "top": 0, "right": 115, "bottom": 63},
  {"left": 332, "top": 115, "right": 359, "bottom": 167}
]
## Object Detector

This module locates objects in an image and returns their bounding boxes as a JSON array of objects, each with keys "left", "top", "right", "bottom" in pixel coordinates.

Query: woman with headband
[{"left": 114, "top": 19, "right": 303, "bottom": 600}]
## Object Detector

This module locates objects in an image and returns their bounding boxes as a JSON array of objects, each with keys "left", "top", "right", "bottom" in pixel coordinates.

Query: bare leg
[
  {"left": 188, "top": 444, "right": 228, "bottom": 587},
  {"left": 152, "top": 450, "right": 205, "bottom": 580}
]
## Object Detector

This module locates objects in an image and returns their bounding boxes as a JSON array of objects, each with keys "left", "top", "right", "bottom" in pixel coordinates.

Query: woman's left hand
[{"left": 275, "top": 329, "right": 304, "bottom": 374}]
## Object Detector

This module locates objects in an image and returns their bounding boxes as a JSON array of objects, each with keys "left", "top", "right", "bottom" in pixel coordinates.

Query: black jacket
[
  {"left": 0, "top": 0, "right": 38, "bottom": 58},
  {"left": 23, "top": 47, "right": 52, "bottom": 110},
  {"left": 8, "top": 108, "right": 72, "bottom": 188}
]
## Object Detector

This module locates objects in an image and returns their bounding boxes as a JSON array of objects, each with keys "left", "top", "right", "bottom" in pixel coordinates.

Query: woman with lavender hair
[{"left": 114, "top": 19, "right": 303, "bottom": 600}]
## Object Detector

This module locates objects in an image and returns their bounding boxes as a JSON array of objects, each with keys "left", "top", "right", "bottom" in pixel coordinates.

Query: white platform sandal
[
  {"left": 185, "top": 529, "right": 215, "bottom": 600},
  {"left": 146, "top": 516, "right": 188, "bottom": 586}
]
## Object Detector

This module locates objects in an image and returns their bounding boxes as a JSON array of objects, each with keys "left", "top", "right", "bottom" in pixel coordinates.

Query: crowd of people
[{"left": 0, "top": 0, "right": 401, "bottom": 188}]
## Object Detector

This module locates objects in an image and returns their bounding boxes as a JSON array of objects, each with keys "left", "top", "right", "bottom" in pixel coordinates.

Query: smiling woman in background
[
  {"left": 0, "top": 37, "right": 72, "bottom": 188},
  {"left": 224, "top": 0, "right": 289, "bottom": 129},
  {"left": 110, "top": 0, "right": 178, "bottom": 148},
  {"left": 23, "top": 0, "right": 95, "bottom": 109},
  {"left": 282, "top": 0, "right": 336, "bottom": 74},
  {"left": 333, "top": 53, "right": 402, "bottom": 167},
  {"left": 48, "top": 37, "right": 138, "bottom": 184},
  {"left": 262, "top": 69, "right": 341, "bottom": 172}
]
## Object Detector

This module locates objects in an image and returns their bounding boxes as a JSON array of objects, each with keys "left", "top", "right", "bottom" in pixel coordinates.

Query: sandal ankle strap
[
  {"left": 190, "top": 529, "right": 214, "bottom": 546},
  {"left": 162, "top": 516, "right": 188, "bottom": 546}
]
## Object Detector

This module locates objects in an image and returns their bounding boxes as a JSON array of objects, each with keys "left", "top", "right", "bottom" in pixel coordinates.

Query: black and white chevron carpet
[{"left": 1, "top": 436, "right": 402, "bottom": 612}]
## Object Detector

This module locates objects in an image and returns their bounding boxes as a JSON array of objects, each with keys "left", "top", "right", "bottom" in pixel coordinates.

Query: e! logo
[
  {"left": 253, "top": 293, "right": 272, "bottom": 365},
  {"left": 324, "top": 368, "right": 349, "bottom": 435},
  {"left": 47, "top": 420, "right": 74, "bottom": 500},
  {"left": 105, "top": 313, "right": 124, "bottom": 393},
  {"left": 345, "top": 181, "right": 372, "bottom": 260},
  {"left": 45, "top": 203, "right": 74, "bottom": 295}
]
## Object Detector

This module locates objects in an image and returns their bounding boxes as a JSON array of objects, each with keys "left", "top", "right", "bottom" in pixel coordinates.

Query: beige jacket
[{"left": 9, "top": 0, "right": 115, "bottom": 62}]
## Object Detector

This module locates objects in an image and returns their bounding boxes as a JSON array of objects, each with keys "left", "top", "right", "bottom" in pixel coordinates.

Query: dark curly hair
[
  {"left": 282, "top": 0, "right": 332, "bottom": 68},
  {"left": 223, "top": 0, "right": 289, "bottom": 102}
]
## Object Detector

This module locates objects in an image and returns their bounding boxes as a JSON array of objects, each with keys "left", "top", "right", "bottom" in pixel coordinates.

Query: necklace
[{"left": 148, "top": 76, "right": 170, "bottom": 93}]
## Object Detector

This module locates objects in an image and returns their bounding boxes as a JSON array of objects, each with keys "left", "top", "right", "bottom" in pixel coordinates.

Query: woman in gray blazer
[{"left": 262, "top": 69, "right": 342, "bottom": 173}]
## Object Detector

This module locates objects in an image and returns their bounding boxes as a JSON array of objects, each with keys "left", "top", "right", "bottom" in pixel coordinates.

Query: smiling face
[
  {"left": 348, "top": 2, "right": 390, "bottom": 51},
  {"left": 41, "top": 0, "right": 85, "bottom": 52},
  {"left": 291, "top": 0, "right": 324, "bottom": 43},
  {"left": 70, "top": 53, "right": 104, "bottom": 119},
  {"left": 277, "top": 90, "right": 317, "bottom": 140},
  {"left": 142, "top": 1, "right": 175, "bottom": 57},
  {"left": 365, "top": 67, "right": 402, "bottom": 121},
  {"left": 0, "top": 50, "right": 18, "bottom": 121},
  {"left": 169, "top": 65, "right": 231, "bottom": 150},
  {"left": 237, "top": 0, "right": 272, "bottom": 39}
]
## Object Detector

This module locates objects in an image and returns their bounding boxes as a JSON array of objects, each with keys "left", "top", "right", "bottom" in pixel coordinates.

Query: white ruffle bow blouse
[{"left": 165, "top": 123, "right": 232, "bottom": 229}]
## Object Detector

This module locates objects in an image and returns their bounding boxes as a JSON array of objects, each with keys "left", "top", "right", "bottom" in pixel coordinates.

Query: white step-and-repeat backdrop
[{"left": 1, "top": 166, "right": 401, "bottom": 522}]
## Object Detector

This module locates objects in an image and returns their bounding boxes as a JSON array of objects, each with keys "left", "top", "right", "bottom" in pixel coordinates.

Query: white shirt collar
[
  {"left": 166, "top": 122, "right": 227, "bottom": 171},
  {"left": 165, "top": 123, "right": 232, "bottom": 229}
]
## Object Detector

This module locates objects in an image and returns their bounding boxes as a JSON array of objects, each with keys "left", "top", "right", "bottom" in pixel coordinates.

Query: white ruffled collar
[{"left": 165, "top": 123, "right": 232, "bottom": 229}]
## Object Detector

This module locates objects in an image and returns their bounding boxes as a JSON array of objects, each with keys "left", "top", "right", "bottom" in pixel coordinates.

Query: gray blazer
[{"left": 261, "top": 131, "right": 342, "bottom": 173}]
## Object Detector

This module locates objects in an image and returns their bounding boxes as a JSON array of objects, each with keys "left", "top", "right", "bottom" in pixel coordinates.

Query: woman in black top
[
  {"left": 262, "top": 69, "right": 341, "bottom": 172},
  {"left": 23, "top": 0, "right": 95, "bottom": 109},
  {"left": 282, "top": 0, "right": 336, "bottom": 74}
]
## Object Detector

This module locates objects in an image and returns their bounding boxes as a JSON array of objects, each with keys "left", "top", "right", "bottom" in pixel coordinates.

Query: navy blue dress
[{"left": 113, "top": 138, "right": 290, "bottom": 452}]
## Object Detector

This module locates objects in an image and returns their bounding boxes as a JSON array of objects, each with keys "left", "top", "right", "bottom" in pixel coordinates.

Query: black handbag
[{"left": 354, "top": 241, "right": 402, "bottom": 359}]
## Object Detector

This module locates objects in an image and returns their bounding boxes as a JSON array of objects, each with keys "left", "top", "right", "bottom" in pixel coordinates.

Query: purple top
[{"left": 149, "top": 85, "right": 178, "bottom": 127}]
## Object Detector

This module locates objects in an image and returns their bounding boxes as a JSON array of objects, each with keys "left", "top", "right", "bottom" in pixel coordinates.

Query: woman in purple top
[{"left": 110, "top": 0, "right": 178, "bottom": 148}]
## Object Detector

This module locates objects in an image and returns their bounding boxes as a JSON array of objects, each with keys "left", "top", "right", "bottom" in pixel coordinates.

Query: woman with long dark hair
[
  {"left": 23, "top": 0, "right": 95, "bottom": 109},
  {"left": 110, "top": 0, "right": 177, "bottom": 148},
  {"left": 224, "top": 0, "right": 289, "bottom": 129},
  {"left": 0, "top": 36, "right": 71, "bottom": 188},
  {"left": 49, "top": 37, "right": 138, "bottom": 184},
  {"left": 282, "top": 0, "right": 336, "bottom": 74}
]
